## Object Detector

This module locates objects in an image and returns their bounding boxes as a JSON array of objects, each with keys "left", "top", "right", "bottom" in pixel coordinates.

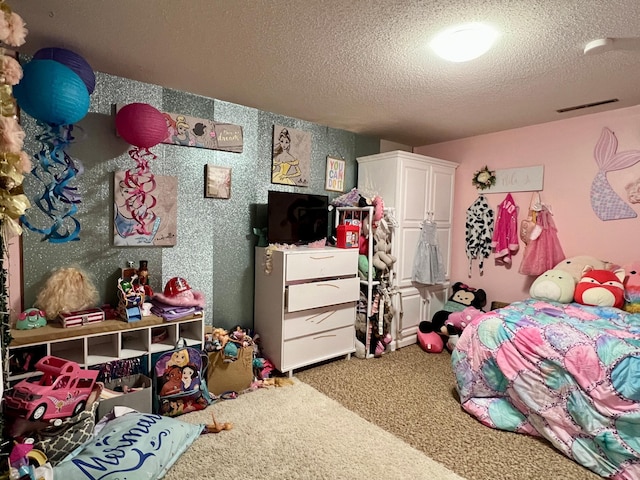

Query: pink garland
[
  {"left": 1, "top": 54, "right": 21, "bottom": 85},
  {"left": 0, "top": 10, "right": 26, "bottom": 47}
]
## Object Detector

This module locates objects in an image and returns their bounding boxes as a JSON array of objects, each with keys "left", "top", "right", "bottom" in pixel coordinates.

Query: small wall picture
[
  {"left": 205, "top": 165, "right": 232, "bottom": 199},
  {"left": 272, "top": 125, "right": 311, "bottom": 187},
  {"left": 325, "top": 156, "right": 346, "bottom": 192}
]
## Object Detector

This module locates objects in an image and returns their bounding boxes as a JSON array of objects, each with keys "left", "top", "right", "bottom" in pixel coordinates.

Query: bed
[{"left": 452, "top": 298, "right": 640, "bottom": 479}]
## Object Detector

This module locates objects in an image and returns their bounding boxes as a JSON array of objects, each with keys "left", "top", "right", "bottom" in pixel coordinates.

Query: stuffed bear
[
  {"left": 574, "top": 267, "right": 625, "bottom": 309},
  {"left": 529, "top": 269, "right": 575, "bottom": 303},
  {"left": 371, "top": 223, "right": 396, "bottom": 272}
]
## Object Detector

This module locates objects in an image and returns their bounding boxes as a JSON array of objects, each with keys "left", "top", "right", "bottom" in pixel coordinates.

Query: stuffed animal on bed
[
  {"left": 529, "top": 269, "right": 575, "bottom": 303},
  {"left": 553, "top": 255, "right": 614, "bottom": 284},
  {"left": 574, "top": 267, "right": 626, "bottom": 309},
  {"left": 622, "top": 261, "right": 640, "bottom": 313}
]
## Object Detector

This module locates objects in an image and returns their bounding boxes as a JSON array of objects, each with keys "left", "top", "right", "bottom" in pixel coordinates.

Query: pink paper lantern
[{"left": 115, "top": 103, "right": 168, "bottom": 148}]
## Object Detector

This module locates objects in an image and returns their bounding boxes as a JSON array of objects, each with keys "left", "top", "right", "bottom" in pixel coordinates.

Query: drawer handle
[
  {"left": 313, "top": 334, "right": 337, "bottom": 340},
  {"left": 316, "top": 283, "right": 340, "bottom": 289},
  {"left": 306, "top": 310, "right": 335, "bottom": 324},
  {"left": 310, "top": 255, "right": 335, "bottom": 260}
]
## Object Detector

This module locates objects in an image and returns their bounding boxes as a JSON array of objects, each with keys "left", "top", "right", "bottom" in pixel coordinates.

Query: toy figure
[{"left": 203, "top": 412, "right": 233, "bottom": 434}]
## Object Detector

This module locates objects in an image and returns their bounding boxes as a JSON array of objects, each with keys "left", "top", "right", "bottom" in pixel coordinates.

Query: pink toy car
[{"left": 4, "top": 355, "right": 98, "bottom": 421}]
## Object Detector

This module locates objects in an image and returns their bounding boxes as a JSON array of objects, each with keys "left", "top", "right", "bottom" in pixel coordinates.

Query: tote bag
[{"left": 520, "top": 192, "right": 542, "bottom": 245}]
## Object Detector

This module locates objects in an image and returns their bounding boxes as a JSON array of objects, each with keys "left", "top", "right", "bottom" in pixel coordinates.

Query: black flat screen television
[{"left": 267, "top": 190, "right": 330, "bottom": 245}]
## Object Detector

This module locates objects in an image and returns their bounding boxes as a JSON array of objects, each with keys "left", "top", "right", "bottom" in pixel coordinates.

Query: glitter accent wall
[{"left": 19, "top": 71, "right": 380, "bottom": 329}]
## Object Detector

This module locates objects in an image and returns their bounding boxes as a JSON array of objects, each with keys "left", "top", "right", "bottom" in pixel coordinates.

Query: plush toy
[
  {"left": 529, "top": 269, "right": 575, "bottom": 303},
  {"left": 574, "top": 267, "right": 625, "bottom": 309},
  {"left": 446, "top": 306, "right": 484, "bottom": 332},
  {"left": 623, "top": 261, "right": 640, "bottom": 313},
  {"left": 417, "top": 321, "right": 444, "bottom": 353},
  {"left": 553, "top": 255, "right": 613, "bottom": 284},
  {"left": 371, "top": 224, "right": 396, "bottom": 272},
  {"left": 358, "top": 255, "right": 369, "bottom": 280},
  {"left": 430, "top": 282, "right": 487, "bottom": 351}
]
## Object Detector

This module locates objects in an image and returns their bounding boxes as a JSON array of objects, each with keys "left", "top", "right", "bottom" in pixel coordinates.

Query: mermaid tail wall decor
[{"left": 590, "top": 127, "right": 640, "bottom": 221}]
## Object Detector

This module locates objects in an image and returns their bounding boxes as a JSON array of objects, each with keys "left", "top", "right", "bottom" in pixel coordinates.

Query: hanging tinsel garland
[{"left": 0, "top": 0, "right": 29, "bottom": 407}]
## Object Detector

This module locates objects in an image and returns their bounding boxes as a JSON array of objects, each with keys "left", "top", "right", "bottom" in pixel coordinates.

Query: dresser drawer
[
  {"left": 286, "top": 277, "right": 359, "bottom": 312},
  {"left": 284, "top": 304, "right": 354, "bottom": 340},
  {"left": 285, "top": 249, "right": 358, "bottom": 282},
  {"left": 282, "top": 325, "right": 354, "bottom": 371}
]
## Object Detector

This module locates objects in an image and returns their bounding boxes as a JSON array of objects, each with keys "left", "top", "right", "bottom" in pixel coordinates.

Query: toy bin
[
  {"left": 336, "top": 224, "right": 359, "bottom": 249},
  {"left": 97, "top": 374, "right": 152, "bottom": 419}
]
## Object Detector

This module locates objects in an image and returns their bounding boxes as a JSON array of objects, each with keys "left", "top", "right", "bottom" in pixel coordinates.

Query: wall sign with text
[{"left": 482, "top": 165, "right": 544, "bottom": 193}]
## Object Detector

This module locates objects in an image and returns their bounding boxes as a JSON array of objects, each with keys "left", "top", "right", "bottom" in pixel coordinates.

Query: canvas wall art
[
  {"left": 272, "top": 125, "right": 311, "bottom": 187},
  {"left": 113, "top": 171, "right": 178, "bottom": 246},
  {"left": 325, "top": 156, "right": 346, "bottom": 192},
  {"left": 205, "top": 165, "right": 231, "bottom": 199}
]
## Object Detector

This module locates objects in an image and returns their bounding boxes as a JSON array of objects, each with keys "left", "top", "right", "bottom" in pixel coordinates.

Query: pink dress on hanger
[{"left": 518, "top": 206, "right": 565, "bottom": 276}]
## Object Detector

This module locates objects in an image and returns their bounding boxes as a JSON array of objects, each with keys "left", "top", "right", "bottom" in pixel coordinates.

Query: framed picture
[
  {"left": 205, "top": 165, "right": 232, "bottom": 199},
  {"left": 272, "top": 125, "right": 311, "bottom": 187},
  {"left": 325, "top": 156, "right": 346, "bottom": 192}
]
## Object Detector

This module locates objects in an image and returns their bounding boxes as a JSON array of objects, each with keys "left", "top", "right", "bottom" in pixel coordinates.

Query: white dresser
[
  {"left": 357, "top": 150, "right": 458, "bottom": 347},
  {"left": 254, "top": 246, "right": 359, "bottom": 375}
]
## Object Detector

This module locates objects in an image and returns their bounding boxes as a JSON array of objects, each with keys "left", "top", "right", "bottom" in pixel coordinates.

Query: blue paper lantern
[
  {"left": 33, "top": 47, "right": 96, "bottom": 94},
  {"left": 14, "top": 59, "right": 90, "bottom": 126}
]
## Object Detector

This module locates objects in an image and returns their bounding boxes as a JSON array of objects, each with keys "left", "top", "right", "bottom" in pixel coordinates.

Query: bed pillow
[{"left": 54, "top": 412, "right": 203, "bottom": 479}]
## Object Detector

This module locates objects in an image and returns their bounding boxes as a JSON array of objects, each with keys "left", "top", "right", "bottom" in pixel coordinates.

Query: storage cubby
[
  {"left": 8, "top": 344, "right": 48, "bottom": 379},
  {"left": 179, "top": 319, "right": 205, "bottom": 346},
  {"left": 150, "top": 326, "right": 175, "bottom": 353},
  {"left": 50, "top": 338, "right": 85, "bottom": 365},
  {"left": 8, "top": 314, "right": 204, "bottom": 381},
  {"left": 120, "top": 329, "right": 149, "bottom": 359},
  {"left": 87, "top": 334, "right": 119, "bottom": 365}
]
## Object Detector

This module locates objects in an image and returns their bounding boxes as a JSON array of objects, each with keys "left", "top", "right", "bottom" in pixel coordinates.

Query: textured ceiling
[{"left": 14, "top": 0, "right": 640, "bottom": 146}]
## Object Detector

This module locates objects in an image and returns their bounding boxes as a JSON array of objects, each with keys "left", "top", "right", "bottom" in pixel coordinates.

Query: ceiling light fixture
[{"left": 430, "top": 22, "right": 500, "bottom": 62}]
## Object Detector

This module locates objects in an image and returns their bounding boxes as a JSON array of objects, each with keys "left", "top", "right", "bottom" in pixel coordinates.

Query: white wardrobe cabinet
[
  {"left": 357, "top": 150, "right": 458, "bottom": 347},
  {"left": 254, "top": 246, "right": 359, "bottom": 376}
]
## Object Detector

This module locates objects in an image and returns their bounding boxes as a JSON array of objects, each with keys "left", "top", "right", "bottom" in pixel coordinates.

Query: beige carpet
[
  {"left": 296, "top": 344, "right": 602, "bottom": 480},
  {"left": 165, "top": 378, "right": 465, "bottom": 480}
]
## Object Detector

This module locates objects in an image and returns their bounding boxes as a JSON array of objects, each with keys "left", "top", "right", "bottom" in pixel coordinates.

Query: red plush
[{"left": 574, "top": 267, "right": 625, "bottom": 309}]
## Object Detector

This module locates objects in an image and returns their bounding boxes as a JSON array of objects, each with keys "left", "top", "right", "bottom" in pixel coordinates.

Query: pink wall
[{"left": 415, "top": 104, "right": 640, "bottom": 308}]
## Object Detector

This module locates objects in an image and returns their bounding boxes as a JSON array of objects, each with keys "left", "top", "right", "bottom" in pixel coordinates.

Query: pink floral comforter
[{"left": 452, "top": 299, "right": 640, "bottom": 479}]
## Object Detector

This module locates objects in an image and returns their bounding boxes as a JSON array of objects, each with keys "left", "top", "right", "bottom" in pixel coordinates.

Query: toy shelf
[{"left": 8, "top": 313, "right": 204, "bottom": 382}]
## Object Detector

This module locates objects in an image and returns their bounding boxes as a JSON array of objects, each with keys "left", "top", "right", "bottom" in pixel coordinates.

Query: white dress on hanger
[{"left": 412, "top": 219, "right": 445, "bottom": 285}]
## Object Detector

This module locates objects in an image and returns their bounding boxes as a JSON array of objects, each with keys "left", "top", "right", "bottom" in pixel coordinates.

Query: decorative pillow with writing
[{"left": 54, "top": 412, "right": 202, "bottom": 479}]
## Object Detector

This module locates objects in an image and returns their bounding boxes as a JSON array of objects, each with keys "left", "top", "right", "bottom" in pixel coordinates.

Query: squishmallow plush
[
  {"left": 554, "top": 255, "right": 612, "bottom": 284},
  {"left": 529, "top": 269, "right": 575, "bottom": 303},
  {"left": 574, "top": 267, "right": 625, "bottom": 309},
  {"left": 623, "top": 261, "right": 640, "bottom": 313}
]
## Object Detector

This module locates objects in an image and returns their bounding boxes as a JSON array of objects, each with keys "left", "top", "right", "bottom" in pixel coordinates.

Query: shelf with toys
[
  {"left": 334, "top": 202, "right": 397, "bottom": 359},
  {"left": 8, "top": 314, "right": 204, "bottom": 383}
]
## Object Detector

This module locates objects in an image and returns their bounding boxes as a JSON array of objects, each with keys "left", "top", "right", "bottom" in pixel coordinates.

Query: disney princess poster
[
  {"left": 272, "top": 125, "right": 311, "bottom": 187},
  {"left": 113, "top": 171, "right": 178, "bottom": 246}
]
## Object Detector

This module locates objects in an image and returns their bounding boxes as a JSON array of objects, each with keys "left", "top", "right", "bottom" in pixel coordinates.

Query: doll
[{"left": 35, "top": 267, "right": 99, "bottom": 320}]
